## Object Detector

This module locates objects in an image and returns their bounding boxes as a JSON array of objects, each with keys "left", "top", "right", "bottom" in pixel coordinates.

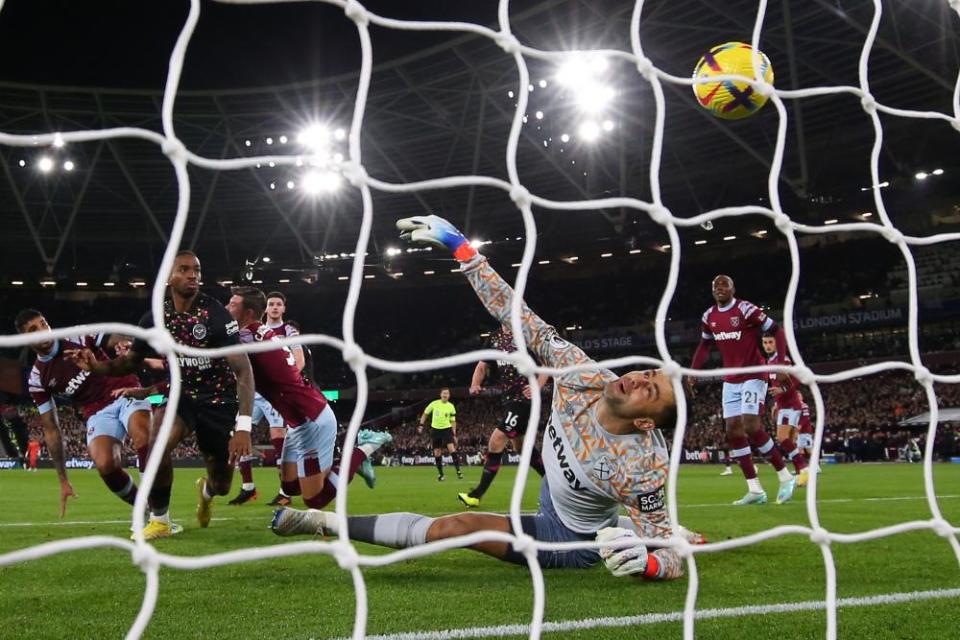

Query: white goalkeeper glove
[
  {"left": 596, "top": 527, "right": 649, "bottom": 578},
  {"left": 396, "top": 215, "right": 477, "bottom": 262}
]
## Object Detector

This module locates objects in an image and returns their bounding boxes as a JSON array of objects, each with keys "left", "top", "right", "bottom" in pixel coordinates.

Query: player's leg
[
  {"left": 722, "top": 382, "right": 764, "bottom": 504},
  {"left": 192, "top": 401, "right": 239, "bottom": 528},
  {"left": 775, "top": 409, "right": 809, "bottom": 479},
  {"left": 88, "top": 427, "right": 139, "bottom": 507},
  {"left": 461, "top": 428, "right": 508, "bottom": 506},
  {"left": 447, "top": 440, "right": 462, "bottom": 479},
  {"left": 432, "top": 430, "right": 445, "bottom": 481},
  {"left": 297, "top": 408, "right": 392, "bottom": 509},
  {"left": 136, "top": 403, "right": 188, "bottom": 539}
]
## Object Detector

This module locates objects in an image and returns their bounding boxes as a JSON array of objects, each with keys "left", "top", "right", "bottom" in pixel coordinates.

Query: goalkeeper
[{"left": 273, "top": 215, "right": 702, "bottom": 579}]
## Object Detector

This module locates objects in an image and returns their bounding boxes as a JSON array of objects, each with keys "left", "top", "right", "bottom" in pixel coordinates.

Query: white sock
[
  {"left": 242, "top": 482, "right": 255, "bottom": 491},
  {"left": 777, "top": 468, "right": 793, "bottom": 483},
  {"left": 359, "top": 443, "right": 376, "bottom": 457},
  {"left": 150, "top": 511, "right": 171, "bottom": 524},
  {"left": 202, "top": 481, "right": 214, "bottom": 501},
  {"left": 747, "top": 478, "right": 763, "bottom": 493}
]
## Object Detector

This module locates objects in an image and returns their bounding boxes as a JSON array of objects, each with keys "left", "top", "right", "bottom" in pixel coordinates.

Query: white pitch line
[
  {"left": 1, "top": 494, "right": 957, "bottom": 528},
  {"left": 343, "top": 587, "right": 960, "bottom": 640}
]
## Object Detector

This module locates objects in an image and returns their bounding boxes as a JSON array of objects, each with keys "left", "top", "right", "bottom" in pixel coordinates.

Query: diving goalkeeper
[{"left": 273, "top": 215, "right": 702, "bottom": 579}]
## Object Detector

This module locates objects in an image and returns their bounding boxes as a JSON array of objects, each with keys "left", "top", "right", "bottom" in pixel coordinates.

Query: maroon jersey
[
  {"left": 240, "top": 322, "right": 326, "bottom": 427},
  {"left": 766, "top": 352, "right": 804, "bottom": 410},
  {"left": 28, "top": 334, "right": 142, "bottom": 420},
  {"left": 700, "top": 298, "right": 773, "bottom": 383}
]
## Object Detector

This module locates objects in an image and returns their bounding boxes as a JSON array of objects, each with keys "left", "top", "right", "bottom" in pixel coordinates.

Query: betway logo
[
  {"left": 713, "top": 330, "right": 742, "bottom": 341},
  {"left": 547, "top": 422, "right": 584, "bottom": 491},
  {"left": 64, "top": 370, "right": 91, "bottom": 396}
]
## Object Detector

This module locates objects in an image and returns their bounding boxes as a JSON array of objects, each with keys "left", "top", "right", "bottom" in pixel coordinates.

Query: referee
[{"left": 418, "top": 388, "right": 462, "bottom": 481}]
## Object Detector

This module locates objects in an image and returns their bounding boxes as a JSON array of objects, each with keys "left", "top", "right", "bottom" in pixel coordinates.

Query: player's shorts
[
  {"left": 497, "top": 400, "right": 533, "bottom": 439},
  {"left": 175, "top": 395, "right": 238, "bottom": 462},
  {"left": 430, "top": 427, "right": 454, "bottom": 449},
  {"left": 253, "top": 393, "right": 285, "bottom": 428},
  {"left": 722, "top": 379, "right": 768, "bottom": 419},
  {"left": 775, "top": 408, "right": 802, "bottom": 429},
  {"left": 85, "top": 396, "right": 152, "bottom": 446},
  {"left": 505, "top": 478, "right": 601, "bottom": 569},
  {"left": 280, "top": 404, "right": 337, "bottom": 477}
]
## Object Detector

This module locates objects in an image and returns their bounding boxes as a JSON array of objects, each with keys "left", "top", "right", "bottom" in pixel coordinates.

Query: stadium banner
[
  {"left": 571, "top": 333, "right": 638, "bottom": 351},
  {"left": 0, "top": 458, "right": 19, "bottom": 469},
  {"left": 392, "top": 451, "right": 721, "bottom": 466},
  {"left": 794, "top": 307, "right": 905, "bottom": 330}
]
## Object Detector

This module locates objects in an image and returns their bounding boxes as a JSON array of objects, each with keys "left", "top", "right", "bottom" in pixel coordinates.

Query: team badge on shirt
[
  {"left": 730, "top": 316, "right": 740, "bottom": 328},
  {"left": 192, "top": 324, "right": 208, "bottom": 340},
  {"left": 592, "top": 455, "right": 618, "bottom": 482}
]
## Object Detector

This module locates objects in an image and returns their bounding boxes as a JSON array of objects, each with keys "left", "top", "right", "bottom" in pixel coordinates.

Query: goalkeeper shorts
[{"left": 503, "top": 478, "right": 601, "bottom": 569}]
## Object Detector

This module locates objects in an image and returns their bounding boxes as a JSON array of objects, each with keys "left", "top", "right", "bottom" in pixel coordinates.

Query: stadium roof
[{"left": 0, "top": 0, "right": 957, "bottom": 286}]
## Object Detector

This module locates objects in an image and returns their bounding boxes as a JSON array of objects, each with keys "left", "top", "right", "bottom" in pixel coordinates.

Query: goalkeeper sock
[
  {"left": 434, "top": 455, "right": 444, "bottom": 476},
  {"left": 346, "top": 512, "right": 435, "bottom": 549},
  {"left": 779, "top": 437, "right": 808, "bottom": 473},
  {"left": 750, "top": 430, "right": 786, "bottom": 471},
  {"left": 530, "top": 446, "right": 545, "bottom": 477},
  {"left": 470, "top": 450, "right": 503, "bottom": 498},
  {"left": 102, "top": 468, "right": 138, "bottom": 506},
  {"left": 729, "top": 436, "right": 757, "bottom": 480}
]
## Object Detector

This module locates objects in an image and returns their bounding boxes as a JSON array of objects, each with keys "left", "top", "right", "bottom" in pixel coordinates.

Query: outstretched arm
[
  {"left": 396, "top": 215, "right": 592, "bottom": 373},
  {"left": 38, "top": 402, "right": 77, "bottom": 518}
]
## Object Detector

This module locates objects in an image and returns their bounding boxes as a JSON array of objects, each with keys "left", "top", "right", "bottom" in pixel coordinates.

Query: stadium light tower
[
  {"left": 297, "top": 124, "right": 331, "bottom": 152},
  {"left": 301, "top": 170, "right": 342, "bottom": 195}
]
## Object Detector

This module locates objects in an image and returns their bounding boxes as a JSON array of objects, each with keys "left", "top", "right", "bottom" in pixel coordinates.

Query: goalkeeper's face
[{"left": 602, "top": 369, "right": 675, "bottom": 428}]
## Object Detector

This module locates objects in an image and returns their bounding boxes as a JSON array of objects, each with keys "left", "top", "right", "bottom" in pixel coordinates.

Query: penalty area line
[{"left": 347, "top": 587, "right": 960, "bottom": 640}]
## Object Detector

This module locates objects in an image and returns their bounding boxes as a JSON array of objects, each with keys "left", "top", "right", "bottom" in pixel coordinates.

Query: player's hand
[
  {"left": 769, "top": 385, "right": 784, "bottom": 397},
  {"left": 685, "top": 377, "right": 697, "bottom": 396},
  {"left": 64, "top": 348, "right": 98, "bottom": 372},
  {"left": 417, "top": 425, "right": 424, "bottom": 434},
  {"left": 469, "top": 384, "right": 483, "bottom": 395},
  {"left": 58, "top": 480, "right": 77, "bottom": 518},
  {"left": 396, "top": 215, "right": 476, "bottom": 261},
  {"left": 522, "top": 385, "right": 534, "bottom": 400},
  {"left": 228, "top": 430, "right": 253, "bottom": 465},
  {"left": 596, "top": 527, "right": 648, "bottom": 578}
]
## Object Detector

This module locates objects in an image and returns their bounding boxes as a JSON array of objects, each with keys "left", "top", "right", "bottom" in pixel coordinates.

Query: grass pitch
[{"left": 1, "top": 463, "right": 958, "bottom": 639}]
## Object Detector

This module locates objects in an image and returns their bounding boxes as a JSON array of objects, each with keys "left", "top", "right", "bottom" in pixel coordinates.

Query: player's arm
[
  {"left": 418, "top": 401, "right": 433, "bottom": 433},
  {"left": 226, "top": 353, "right": 255, "bottom": 463},
  {"left": 396, "top": 215, "right": 593, "bottom": 374},
  {"left": 36, "top": 399, "right": 77, "bottom": 518},
  {"left": 687, "top": 317, "right": 715, "bottom": 392},
  {"left": 470, "top": 361, "right": 488, "bottom": 395},
  {"left": 66, "top": 346, "right": 143, "bottom": 376}
]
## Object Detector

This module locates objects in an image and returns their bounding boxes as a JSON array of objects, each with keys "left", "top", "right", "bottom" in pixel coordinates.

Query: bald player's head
[{"left": 711, "top": 274, "right": 735, "bottom": 305}]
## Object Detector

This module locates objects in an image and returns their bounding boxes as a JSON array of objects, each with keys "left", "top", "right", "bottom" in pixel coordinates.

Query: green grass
[{"left": 1, "top": 464, "right": 958, "bottom": 639}]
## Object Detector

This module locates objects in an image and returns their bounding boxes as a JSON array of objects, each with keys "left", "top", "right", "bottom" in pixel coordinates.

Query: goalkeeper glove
[
  {"left": 596, "top": 527, "right": 650, "bottom": 578},
  {"left": 396, "top": 215, "right": 477, "bottom": 262}
]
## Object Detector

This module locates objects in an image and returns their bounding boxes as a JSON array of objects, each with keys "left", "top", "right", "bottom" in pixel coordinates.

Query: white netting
[{"left": 1, "top": 0, "right": 960, "bottom": 638}]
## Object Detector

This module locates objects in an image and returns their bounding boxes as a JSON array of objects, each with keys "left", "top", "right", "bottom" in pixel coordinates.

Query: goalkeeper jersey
[{"left": 462, "top": 255, "right": 680, "bottom": 578}]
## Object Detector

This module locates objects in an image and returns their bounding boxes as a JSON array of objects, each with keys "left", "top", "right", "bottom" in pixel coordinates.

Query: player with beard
[
  {"left": 273, "top": 215, "right": 703, "bottom": 580},
  {"left": 68, "top": 250, "right": 255, "bottom": 539}
]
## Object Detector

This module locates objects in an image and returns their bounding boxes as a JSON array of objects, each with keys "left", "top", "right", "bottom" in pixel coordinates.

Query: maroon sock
[
  {"left": 779, "top": 438, "right": 808, "bottom": 472},
  {"left": 101, "top": 469, "right": 138, "bottom": 506},
  {"left": 729, "top": 435, "right": 757, "bottom": 480},
  {"left": 239, "top": 459, "right": 254, "bottom": 484},
  {"left": 302, "top": 450, "right": 366, "bottom": 509},
  {"left": 281, "top": 479, "right": 302, "bottom": 496},
  {"left": 136, "top": 446, "right": 149, "bottom": 473},
  {"left": 750, "top": 430, "right": 786, "bottom": 471}
]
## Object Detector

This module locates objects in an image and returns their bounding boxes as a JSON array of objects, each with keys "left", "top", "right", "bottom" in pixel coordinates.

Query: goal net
[{"left": 1, "top": 1, "right": 959, "bottom": 639}]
